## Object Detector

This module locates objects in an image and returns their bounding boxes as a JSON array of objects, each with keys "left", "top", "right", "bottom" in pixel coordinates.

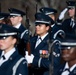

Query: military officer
[
  {"left": 61, "top": 0, "right": 76, "bottom": 33},
  {"left": 0, "top": 24, "right": 28, "bottom": 75},
  {"left": 55, "top": 29, "right": 76, "bottom": 75},
  {"left": 25, "top": 13, "right": 61, "bottom": 75},
  {"left": 34, "top": 7, "right": 55, "bottom": 37},
  {"left": 52, "top": 0, "right": 76, "bottom": 40},
  {"left": 8, "top": 8, "right": 29, "bottom": 56},
  {"left": 39, "top": 7, "right": 65, "bottom": 40}
]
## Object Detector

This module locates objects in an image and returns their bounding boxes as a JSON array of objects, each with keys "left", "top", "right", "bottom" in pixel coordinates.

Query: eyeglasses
[{"left": 9, "top": 16, "right": 18, "bottom": 18}]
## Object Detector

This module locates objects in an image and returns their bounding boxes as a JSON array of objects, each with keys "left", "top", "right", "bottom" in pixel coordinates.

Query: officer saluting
[
  {"left": 61, "top": 0, "right": 76, "bottom": 33},
  {"left": 53, "top": 0, "right": 76, "bottom": 40},
  {"left": 8, "top": 8, "right": 29, "bottom": 56},
  {"left": 0, "top": 24, "right": 28, "bottom": 75}
]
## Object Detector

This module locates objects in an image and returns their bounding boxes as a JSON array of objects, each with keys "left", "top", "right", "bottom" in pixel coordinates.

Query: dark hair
[
  {"left": 12, "top": 34, "right": 20, "bottom": 47},
  {"left": 0, "top": 17, "right": 12, "bottom": 25},
  {"left": 3, "top": 17, "right": 12, "bottom": 25},
  {"left": 45, "top": 24, "right": 50, "bottom": 26}
]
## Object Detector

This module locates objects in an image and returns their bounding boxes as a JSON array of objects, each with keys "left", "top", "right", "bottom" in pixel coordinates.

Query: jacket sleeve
[{"left": 16, "top": 59, "right": 28, "bottom": 75}]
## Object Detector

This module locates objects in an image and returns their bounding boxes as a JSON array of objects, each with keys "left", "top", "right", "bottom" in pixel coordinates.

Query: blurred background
[{"left": 0, "top": 0, "right": 70, "bottom": 35}]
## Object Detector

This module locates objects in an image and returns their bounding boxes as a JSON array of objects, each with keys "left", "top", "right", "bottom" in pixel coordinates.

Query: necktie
[
  {"left": 70, "top": 20, "right": 75, "bottom": 28},
  {"left": 2, "top": 55, "right": 6, "bottom": 60},
  {"left": 35, "top": 37, "right": 42, "bottom": 48}
]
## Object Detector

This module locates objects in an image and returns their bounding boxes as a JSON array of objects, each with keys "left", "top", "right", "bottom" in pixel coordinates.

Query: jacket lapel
[{"left": 18, "top": 24, "right": 26, "bottom": 33}]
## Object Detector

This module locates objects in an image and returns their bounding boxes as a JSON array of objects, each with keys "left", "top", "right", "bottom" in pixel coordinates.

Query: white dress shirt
[
  {"left": 35, "top": 33, "right": 48, "bottom": 48},
  {"left": 14, "top": 23, "right": 21, "bottom": 29},
  {"left": 70, "top": 19, "right": 75, "bottom": 28},
  {"left": 61, "top": 62, "right": 76, "bottom": 75}
]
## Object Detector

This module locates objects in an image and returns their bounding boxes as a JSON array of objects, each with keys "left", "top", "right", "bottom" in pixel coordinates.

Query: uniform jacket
[
  {"left": 0, "top": 48, "right": 28, "bottom": 75},
  {"left": 55, "top": 63, "right": 76, "bottom": 75},
  {"left": 18, "top": 24, "right": 29, "bottom": 42},
  {"left": 17, "top": 24, "right": 29, "bottom": 56},
  {"left": 30, "top": 34, "right": 61, "bottom": 70},
  {"left": 52, "top": 18, "right": 76, "bottom": 40},
  {"left": 51, "top": 23, "right": 62, "bottom": 40},
  {"left": 18, "top": 24, "right": 26, "bottom": 33},
  {"left": 61, "top": 18, "right": 76, "bottom": 33}
]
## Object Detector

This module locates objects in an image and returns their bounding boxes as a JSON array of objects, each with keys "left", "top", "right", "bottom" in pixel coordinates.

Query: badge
[{"left": 39, "top": 50, "right": 49, "bottom": 58}]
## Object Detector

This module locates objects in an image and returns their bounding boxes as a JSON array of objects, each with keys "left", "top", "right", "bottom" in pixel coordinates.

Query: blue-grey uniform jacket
[
  {"left": 0, "top": 48, "right": 28, "bottom": 75},
  {"left": 61, "top": 18, "right": 76, "bottom": 33},
  {"left": 30, "top": 34, "right": 61, "bottom": 72},
  {"left": 17, "top": 24, "right": 29, "bottom": 56}
]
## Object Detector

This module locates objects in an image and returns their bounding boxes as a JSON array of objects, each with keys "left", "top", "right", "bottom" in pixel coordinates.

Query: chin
[
  {"left": 63, "top": 58, "right": 70, "bottom": 62},
  {"left": 62, "top": 55, "right": 70, "bottom": 61},
  {"left": 36, "top": 32, "right": 40, "bottom": 35},
  {"left": 0, "top": 47, "right": 4, "bottom": 50}
]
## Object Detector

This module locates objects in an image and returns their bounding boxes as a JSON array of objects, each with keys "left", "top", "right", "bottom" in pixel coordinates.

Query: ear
[
  {"left": 19, "top": 16, "right": 22, "bottom": 22},
  {"left": 46, "top": 26, "right": 50, "bottom": 31},
  {"left": 12, "top": 38, "right": 17, "bottom": 45}
]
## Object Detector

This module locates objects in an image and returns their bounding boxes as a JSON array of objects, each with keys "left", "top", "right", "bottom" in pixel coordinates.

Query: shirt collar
[
  {"left": 64, "top": 62, "right": 76, "bottom": 72},
  {"left": 70, "top": 63, "right": 76, "bottom": 72},
  {"left": 1, "top": 48, "right": 16, "bottom": 60},
  {"left": 14, "top": 23, "right": 21, "bottom": 29},
  {"left": 64, "top": 62, "right": 69, "bottom": 71},
  {"left": 38, "top": 33, "right": 48, "bottom": 40},
  {"left": 71, "top": 18, "right": 74, "bottom": 22},
  {"left": 51, "top": 23, "right": 55, "bottom": 28}
]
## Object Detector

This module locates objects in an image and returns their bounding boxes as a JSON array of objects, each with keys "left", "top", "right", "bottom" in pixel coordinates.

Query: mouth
[
  {"left": 0, "top": 44, "right": 3, "bottom": 47},
  {"left": 62, "top": 54, "right": 70, "bottom": 58}
]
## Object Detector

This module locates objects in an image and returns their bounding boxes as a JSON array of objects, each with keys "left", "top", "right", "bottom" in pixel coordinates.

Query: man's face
[
  {"left": 68, "top": 7, "right": 75, "bottom": 18},
  {"left": 35, "top": 24, "right": 49, "bottom": 36},
  {"left": 10, "top": 16, "right": 22, "bottom": 26},
  {"left": 61, "top": 47, "right": 76, "bottom": 62}
]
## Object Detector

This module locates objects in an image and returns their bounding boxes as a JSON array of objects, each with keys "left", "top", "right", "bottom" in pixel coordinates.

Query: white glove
[
  {"left": 25, "top": 51, "right": 34, "bottom": 64},
  {"left": 58, "top": 8, "right": 68, "bottom": 20}
]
